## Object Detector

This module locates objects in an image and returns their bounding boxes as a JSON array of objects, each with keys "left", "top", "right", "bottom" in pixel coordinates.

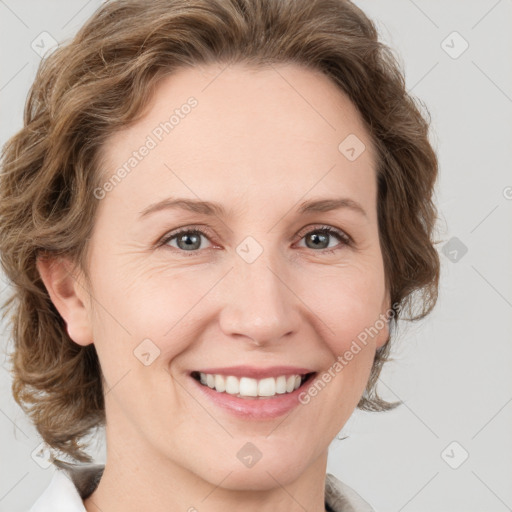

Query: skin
[{"left": 37, "top": 62, "right": 390, "bottom": 512}]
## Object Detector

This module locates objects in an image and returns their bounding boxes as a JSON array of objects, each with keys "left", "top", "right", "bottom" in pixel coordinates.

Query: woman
[{"left": 0, "top": 0, "right": 440, "bottom": 511}]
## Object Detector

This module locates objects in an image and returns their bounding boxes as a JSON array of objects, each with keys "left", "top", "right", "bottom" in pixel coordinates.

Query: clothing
[{"left": 29, "top": 462, "right": 375, "bottom": 512}]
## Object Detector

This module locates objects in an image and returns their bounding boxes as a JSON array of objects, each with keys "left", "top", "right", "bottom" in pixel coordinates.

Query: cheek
[
  {"left": 88, "top": 263, "right": 206, "bottom": 380},
  {"left": 306, "top": 264, "right": 388, "bottom": 354}
]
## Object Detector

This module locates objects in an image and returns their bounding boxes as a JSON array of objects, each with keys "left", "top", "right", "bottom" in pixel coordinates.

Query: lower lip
[{"left": 189, "top": 373, "right": 316, "bottom": 420}]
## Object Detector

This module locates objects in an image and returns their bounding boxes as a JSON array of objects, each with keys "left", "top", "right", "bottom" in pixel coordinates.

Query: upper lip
[{"left": 192, "top": 365, "right": 316, "bottom": 379}]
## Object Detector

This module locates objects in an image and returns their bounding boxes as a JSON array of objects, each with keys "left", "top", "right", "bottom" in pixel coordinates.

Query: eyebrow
[{"left": 139, "top": 196, "right": 367, "bottom": 219}]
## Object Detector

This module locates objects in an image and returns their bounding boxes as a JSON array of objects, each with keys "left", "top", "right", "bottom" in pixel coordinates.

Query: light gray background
[{"left": 1, "top": 1, "right": 511, "bottom": 511}]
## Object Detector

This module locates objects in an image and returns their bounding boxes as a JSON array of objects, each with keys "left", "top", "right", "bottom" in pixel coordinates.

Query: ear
[{"left": 36, "top": 254, "right": 93, "bottom": 347}]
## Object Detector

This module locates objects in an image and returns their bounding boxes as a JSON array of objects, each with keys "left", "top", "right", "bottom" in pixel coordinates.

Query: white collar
[{"left": 29, "top": 468, "right": 88, "bottom": 512}]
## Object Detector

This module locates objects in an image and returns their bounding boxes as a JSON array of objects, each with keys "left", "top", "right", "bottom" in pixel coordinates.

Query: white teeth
[
  {"left": 275, "top": 375, "right": 287, "bottom": 394},
  {"left": 225, "top": 375, "right": 239, "bottom": 395},
  {"left": 239, "top": 377, "right": 258, "bottom": 396},
  {"left": 196, "top": 372, "right": 309, "bottom": 397},
  {"left": 286, "top": 375, "right": 296, "bottom": 393},
  {"left": 258, "top": 377, "right": 275, "bottom": 396},
  {"left": 214, "top": 374, "right": 226, "bottom": 392}
]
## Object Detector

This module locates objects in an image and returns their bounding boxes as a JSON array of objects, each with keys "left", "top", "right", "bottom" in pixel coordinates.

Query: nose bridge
[{"left": 219, "top": 242, "right": 297, "bottom": 344}]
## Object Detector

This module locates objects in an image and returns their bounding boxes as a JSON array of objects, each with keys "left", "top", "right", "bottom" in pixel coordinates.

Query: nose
[{"left": 218, "top": 254, "right": 299, "bottom": 347}]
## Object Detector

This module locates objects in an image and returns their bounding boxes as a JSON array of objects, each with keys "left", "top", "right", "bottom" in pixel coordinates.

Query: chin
[{"left": 201, "top": 454, "right": 309, "bottom": 491}]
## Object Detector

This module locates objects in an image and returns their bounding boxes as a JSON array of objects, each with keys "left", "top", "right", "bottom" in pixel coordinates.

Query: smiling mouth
[{"left": 190, "top": 371, "right": 316, "bottom": 399}]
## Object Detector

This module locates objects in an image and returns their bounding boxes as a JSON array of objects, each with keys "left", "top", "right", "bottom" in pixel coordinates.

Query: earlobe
[{"left": 36, "top": 254, "right": 94, "bottom": 347}]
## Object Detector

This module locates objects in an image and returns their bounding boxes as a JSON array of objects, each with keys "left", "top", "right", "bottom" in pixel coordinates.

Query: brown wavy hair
[{"left": 0, "top": 0, "right": 440, "bottom": 463}]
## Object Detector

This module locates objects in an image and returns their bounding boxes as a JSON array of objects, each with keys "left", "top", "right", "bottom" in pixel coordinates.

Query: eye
[
  {"left": 157, "top": 224, "right": 352, "bottom": 255},
  {"left": 295, "top": 225, "right": 352, "bottom": 254},
  {"left": 159, "top": 226, "right": 214, "bottom": 254}
]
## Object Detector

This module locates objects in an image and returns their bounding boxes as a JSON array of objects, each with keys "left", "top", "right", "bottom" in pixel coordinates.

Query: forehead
[{"left": 96, "top": 62, "right": 377, "bottom": 217}]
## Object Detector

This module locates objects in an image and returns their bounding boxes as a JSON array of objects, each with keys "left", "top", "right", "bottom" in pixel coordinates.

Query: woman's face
[{"left": 69, "top": 63, "right": 390, "bottom": 488}]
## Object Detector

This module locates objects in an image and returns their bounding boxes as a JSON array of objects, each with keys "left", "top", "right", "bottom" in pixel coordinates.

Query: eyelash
[{"left": 157, "top": 224, "right": 353, "bottom": 256}]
